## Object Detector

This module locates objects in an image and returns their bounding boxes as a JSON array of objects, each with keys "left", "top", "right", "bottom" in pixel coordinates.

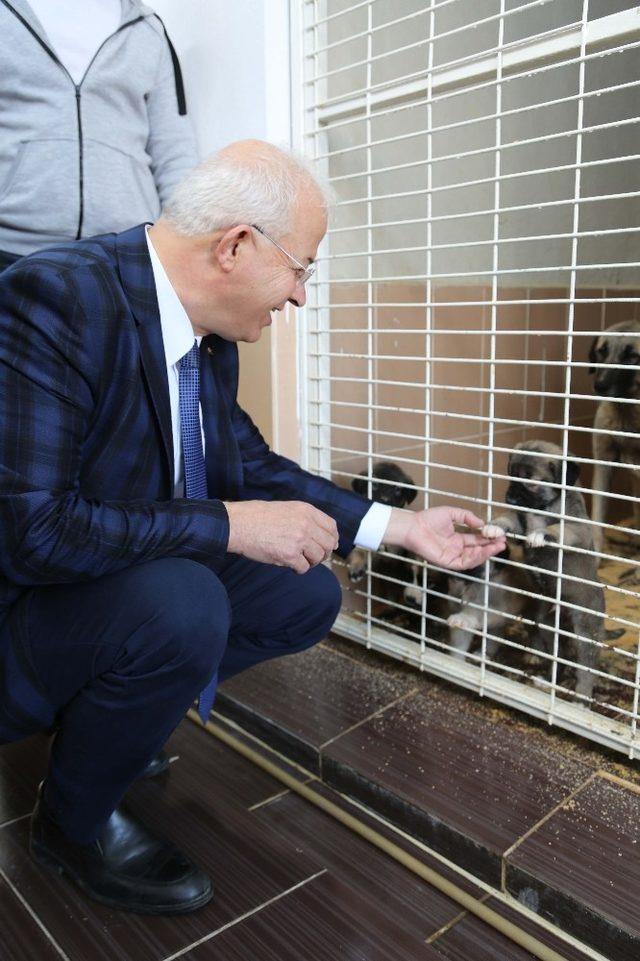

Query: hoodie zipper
[
  {"left": 1, "top": 2, "right": 143, "bottom": 240},
  {"left": 72, "top": 18, "right": 144, "bottom": 238}
]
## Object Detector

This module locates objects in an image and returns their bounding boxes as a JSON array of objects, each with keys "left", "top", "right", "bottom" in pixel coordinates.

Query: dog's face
[
  {"left": 505, "top": 441, "right": 579, "bottom": 509},
  {"left": 588, "top": 320, "right": 640, "bottom": 399},
  {"left": 351, "top": 462, "right": 417, "bottom": 507}
]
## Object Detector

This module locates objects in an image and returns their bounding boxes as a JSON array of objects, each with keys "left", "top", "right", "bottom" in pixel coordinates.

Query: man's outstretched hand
[{"left": 383, "top": 506, "right": 506, "bottom": 570}]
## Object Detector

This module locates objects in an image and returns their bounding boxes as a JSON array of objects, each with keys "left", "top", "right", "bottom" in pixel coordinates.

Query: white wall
[
  {"left": 152, "top": 0, "right": 294, "bottom": 445},
  {"left": 151, "top": 0, "right": 291, "bottom": 153}
]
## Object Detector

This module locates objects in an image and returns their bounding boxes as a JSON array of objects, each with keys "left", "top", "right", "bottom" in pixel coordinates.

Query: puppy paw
[
  {"left": 482, "top": 524, "right": 505, "bottom": 539},
  {"left": 526, "top": 530, "right": 546, "bottom": 548},
  {"left": 346, "top": 549, "right": 367, "bottom": 583},
  {"left": 403, "top": 585, "right": 422, "bottom": 608},
  {"left": 447, "top": 613, "right": 475, "bottom": 630}
]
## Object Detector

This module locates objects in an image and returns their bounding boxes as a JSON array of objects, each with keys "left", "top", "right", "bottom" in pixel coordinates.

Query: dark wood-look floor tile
[
  {"left": 322, "top": 688, "right": 594, "bottom": 886},
  {"left": 253, "top": 781, "right": 485, "bottom": 943},
  {"left": 137, "top": 718, "right": 290, "bottom": 811},
  {"left": 0, "top": 734, "right": 51, "bottom": 825},
  {"left": 432, "top": 895, "right": 593, "bottom": 961},
  {"left": 206, "top": 712, "right": 313, "bottom": 788},
  {"left": 0, "top": 874, "right": 63, "bottom": 960},
  {"left": 506, "top": 774, "right": 640, "bottom": 961},
  {"left": 217, "top": 644, "right": 417, "bottom": 772},
  {"left": 0, "top": 729, "right": 320, "bottom": 961},
  {"left": 292, "top": 778, "right": 487, "bottom": 898},
  {"left": 178, "top": 871, "right": 441, "bottom": 960}
]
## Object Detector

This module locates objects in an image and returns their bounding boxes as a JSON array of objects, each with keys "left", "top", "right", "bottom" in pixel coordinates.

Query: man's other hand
[
  {"left": 383, "top": 506, "right": 507, "bottom": 571},
  {"left": 223, "top": 500, "right": 339, "bottom": 573}
]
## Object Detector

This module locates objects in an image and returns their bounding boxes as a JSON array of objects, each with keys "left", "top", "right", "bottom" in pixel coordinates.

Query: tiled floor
[
  {"left": 0, "top": 719, "right": 593, "bottom": 961},
  {"left": 321, "top": 687, "right": 594, "bottom": 885},
  {"left": 216, "top": 637, "right": 640, "bottom": 961},
  {"left": 506, "top": 774, "right": 640, "bottom": 960},
  {"left": 217, "top": 642, "right": 419, "bottom": 772}
]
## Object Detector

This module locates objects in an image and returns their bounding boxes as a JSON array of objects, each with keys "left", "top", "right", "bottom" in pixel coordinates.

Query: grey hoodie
[{"left": 0, "top": 0, "right": 198, "bottom": 255}]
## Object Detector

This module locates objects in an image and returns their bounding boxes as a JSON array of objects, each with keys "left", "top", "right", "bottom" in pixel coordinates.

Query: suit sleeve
[
  {"left": 0, "top": 264, "right": 229, "bottom": 586},
  {"left": 231, "top": 402, "right": 371, "bottom": 558}
]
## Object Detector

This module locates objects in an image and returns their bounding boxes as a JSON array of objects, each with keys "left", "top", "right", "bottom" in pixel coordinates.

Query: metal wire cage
[{"left": 296, "top": 0, "right": 640, "bottom": 757}]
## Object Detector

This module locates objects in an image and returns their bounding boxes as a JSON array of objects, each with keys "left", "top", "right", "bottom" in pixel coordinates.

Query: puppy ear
[
  {"left": 351, "top": 472, "right": 369, "bottom": 496},
  {"left": 588, "top": 337, "right": 598, "bottom": 374},
  {"left": 565, "top": 459, "right": 580, "bottom": 486},
  {"left": 397, "top": 468, "right": 417, "bottom": 504}
]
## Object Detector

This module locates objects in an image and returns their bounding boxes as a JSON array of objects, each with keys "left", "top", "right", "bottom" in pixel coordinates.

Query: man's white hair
[{"left": 162, "top": 140, "right": 333, "bottom": 238}]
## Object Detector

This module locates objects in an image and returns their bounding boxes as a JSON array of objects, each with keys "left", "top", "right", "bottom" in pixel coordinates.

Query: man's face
[{"left": 205, "top": 193, "right": 327, "bottom": 343}]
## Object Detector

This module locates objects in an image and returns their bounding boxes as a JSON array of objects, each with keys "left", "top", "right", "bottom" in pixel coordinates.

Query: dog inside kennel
[{"left": 303, "top": 0, "right": 640, "bottom": 754}]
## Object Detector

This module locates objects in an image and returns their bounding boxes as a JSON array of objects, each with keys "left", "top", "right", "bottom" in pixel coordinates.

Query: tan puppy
[
  {"left": 483, "top": 441, "right": 603, "bottom": 702},
  {"left": 588, "top": 320, "right": 640, "bottom": 554}
]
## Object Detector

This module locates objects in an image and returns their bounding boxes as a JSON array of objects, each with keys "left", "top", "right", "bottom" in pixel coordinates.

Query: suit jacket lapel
[{"left": 116, "top": 225, "right": 174, "bottom": 495}]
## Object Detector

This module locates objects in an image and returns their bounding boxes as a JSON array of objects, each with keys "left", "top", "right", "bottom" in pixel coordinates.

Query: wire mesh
[{"left": 299, "top": 0, "right": 640, "bottom": 756}]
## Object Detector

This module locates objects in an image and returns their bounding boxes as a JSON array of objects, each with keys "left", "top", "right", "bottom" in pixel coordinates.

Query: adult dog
[
  {"left": 483, "top": 441, "right": 604, "bottom": 701},
  {"left": 588, "top": 319, "right": 640, "bottom": 554}
]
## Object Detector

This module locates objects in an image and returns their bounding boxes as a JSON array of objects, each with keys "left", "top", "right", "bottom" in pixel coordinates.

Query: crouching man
[{"left": 0, "top": 140, "right": 505, "bottom": 914}]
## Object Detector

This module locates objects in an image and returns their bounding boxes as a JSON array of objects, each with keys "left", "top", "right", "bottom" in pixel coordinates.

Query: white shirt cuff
[{"left": 354, "top": 503, "right": 393, "bottom": 551}]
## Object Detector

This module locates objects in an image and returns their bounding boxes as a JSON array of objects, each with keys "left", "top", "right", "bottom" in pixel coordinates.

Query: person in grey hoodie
[{"left": 0, "top": 0, "right": 198, "bottom": 267}]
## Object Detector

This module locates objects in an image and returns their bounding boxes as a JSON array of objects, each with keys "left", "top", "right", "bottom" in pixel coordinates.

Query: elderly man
[{"left": 0, "top": 140, "right": 505, "bottom": 915}]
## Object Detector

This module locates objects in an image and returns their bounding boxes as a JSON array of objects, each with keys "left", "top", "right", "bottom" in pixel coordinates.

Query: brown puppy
[
  {"left": 484, "top": 441, "right": 604, "bottom": 702},
  {"left": 588, "top": 320, "right": 640, "bottom": 554}
]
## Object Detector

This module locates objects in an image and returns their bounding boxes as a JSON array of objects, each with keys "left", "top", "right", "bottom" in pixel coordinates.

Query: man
[{"left": 0, "top": 141, "right": 505, "bottom": 915}]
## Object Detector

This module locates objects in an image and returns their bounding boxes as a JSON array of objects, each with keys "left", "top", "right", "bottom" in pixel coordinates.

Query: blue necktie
[
  {"left": 179, "top": 341, "right": 208, "bottom": 500},
  {"left": 179, "top": 340, "right": 218, "bottom": 721}
]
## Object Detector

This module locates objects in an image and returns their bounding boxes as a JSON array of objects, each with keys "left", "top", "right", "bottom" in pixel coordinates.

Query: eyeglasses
[{"left": 251, "top": 224, "right": 316, "bottom": 287}]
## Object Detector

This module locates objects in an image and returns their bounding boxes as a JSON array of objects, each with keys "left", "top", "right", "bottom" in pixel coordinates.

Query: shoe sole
[{"left": 30, "top": 838, "right": 213, "bottom": 915}]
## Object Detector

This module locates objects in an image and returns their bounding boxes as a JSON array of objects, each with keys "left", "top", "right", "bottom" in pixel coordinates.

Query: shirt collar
[{"left": 145, "top": 225, "right": 199, "bottom": 368}]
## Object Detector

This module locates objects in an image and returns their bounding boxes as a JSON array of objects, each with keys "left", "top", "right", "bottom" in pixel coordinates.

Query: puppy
[
  {"left": 447, "top": 544, "right": 532, "bottom": 660},
  {"left": 483, "top": 441, "right": 604, "bottom": 701},
  {"left": 588, "top": 320, "right": 640, "bottom": 554},
  {"left": 347, "top": 462, "right": 423, "bottom": 612}
]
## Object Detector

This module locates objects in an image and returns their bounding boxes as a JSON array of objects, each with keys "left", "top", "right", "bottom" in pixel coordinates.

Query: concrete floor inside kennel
[{"left": 2, "top": 633, "right": 636, "bottom": 961}]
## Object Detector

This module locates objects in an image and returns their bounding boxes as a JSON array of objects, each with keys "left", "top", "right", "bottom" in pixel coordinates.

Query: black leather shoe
[
  {"left": 29, "top": 791, "right": 212, "bottom": 914},
  {"left": 140, "top": 750, "right": 176, "bottom": 779}
]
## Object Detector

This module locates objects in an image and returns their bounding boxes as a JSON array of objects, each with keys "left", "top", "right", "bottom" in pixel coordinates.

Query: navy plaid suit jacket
[{"left": 0, "top": 224, "right": 370, "bottom": 614}]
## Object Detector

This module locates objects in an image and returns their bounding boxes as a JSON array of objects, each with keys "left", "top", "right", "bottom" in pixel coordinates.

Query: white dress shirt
[
  {"left": 144, "top": 228, "right": 391, "bottom": 549},
  {"left": 28, "top": 0, "right": 122, "bottom": 84}
]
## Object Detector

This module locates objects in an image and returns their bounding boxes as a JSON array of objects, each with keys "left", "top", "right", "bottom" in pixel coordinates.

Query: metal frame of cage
[{"left": 294, "top": 0, "right": 640, "bottom": 757}]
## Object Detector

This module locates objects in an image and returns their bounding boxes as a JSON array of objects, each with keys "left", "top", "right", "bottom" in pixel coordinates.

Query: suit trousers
[{"left": 0, "top": 555, "right": 342, "bottom": 842}]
